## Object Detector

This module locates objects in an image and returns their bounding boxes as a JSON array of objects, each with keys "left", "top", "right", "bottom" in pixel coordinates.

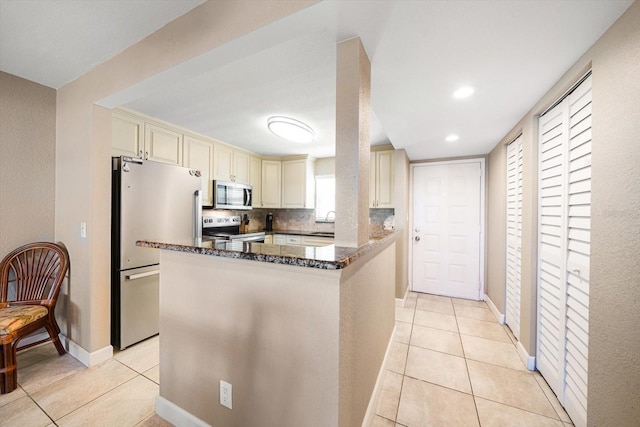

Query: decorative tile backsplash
[{"left": 202, "top": 208, "right": 395, "bottom": 235}]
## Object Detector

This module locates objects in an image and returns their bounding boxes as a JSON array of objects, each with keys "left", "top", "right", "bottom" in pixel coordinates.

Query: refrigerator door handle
[
  {"left": 126, "top": 270, "right": 160, "bottom": 280},
  {"left": 194, "top": 190, "right": 203, "bottom": 239}
]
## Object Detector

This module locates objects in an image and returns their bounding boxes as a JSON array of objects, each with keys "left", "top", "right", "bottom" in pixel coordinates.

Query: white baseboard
[
  {"left": 516, "top": 341, "right": 536, "bottom": 371},
  {"left": 63, "top": 335, "right": 113, "bottom": 367},
  {"left": 156, "top": 395, "right": 210, "bottom": 427},
  {"left": 395, "top": 286, "right": 410, "bottom": 308},
  {"left": 484, "top": 294, "right": 505, "bottom": 324},
  {"left": 361, "top": 325, "right": 398, "bottom": 427}
]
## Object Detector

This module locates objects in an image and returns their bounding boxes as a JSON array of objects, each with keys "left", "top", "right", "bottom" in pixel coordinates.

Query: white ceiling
[
  {"left": 0, "top": 0, "right": 633, "bottom": 160},
  {"left": 0, "top": 0, "right": 204, "bottom": 88}
]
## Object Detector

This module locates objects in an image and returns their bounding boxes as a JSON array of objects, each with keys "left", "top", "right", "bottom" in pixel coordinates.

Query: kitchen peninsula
[{"left": 137, "top": 233, "right": 396, "bottom": 427}]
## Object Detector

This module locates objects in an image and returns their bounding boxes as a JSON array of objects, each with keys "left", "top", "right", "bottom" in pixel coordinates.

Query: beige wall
[
  {"left": 0, "top": 72, "right": 56, "bottom": 257},
  {"left": 334, "top": 37, "right": 371, "bottom": 248},
  {"left": 485, "top": 143, "right": 507, "bottom": 312},
  {"left": 485, "top": 2, "right": 640, "bottom": 425},
  {"left": 157, "top": 240, "right": 395, "bottom": 426},
  {"left": 54, "top": 0, "right": 316, "bottom": 354},
  {"left": 393, "top": 149, "right": 410, "bottom": 298},
  {"left": 339, "top": 242, "right": 395, "bottom": 426},
  {"left": 314, "top": 157, "right": 335, "bottom": 175}
]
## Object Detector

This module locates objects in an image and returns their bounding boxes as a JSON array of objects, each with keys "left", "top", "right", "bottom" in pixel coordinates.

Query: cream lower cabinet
[
  {"left": 144, "top": 123, "right": 183, "bottom": 165},
  {"left": 281, "top": 157, "right": 315, "bottom": 209},
  {"left": 213, "top": 143, "right": 251, "bottom": 184},
  {"left": 370, "top": 150, "right": 394, "bottom": 208},
  {"left": 271, "top": 234, "right": 333, "bottom": 247},
  {"left": 183, "top": 136, "right": 214, "bottom": 207},
  {"left": 261, "top": 160, "right": 282, "bottom": 208},
  {"left": 273, "top": 234, "right": 286, "bottom": 245}
]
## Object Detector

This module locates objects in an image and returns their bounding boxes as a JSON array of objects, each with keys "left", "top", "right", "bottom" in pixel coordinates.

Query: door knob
[{"left": 415, "top": 236, "right": 420, "bottom": 242}]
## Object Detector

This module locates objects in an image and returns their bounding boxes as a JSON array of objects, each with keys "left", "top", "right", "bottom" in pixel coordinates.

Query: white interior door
[
  {"left": 505, "top": 135, "right": 523, "bottom": 340},
  {"left": 537, "top": 74, "right": 591, "bottom": 427},
  {"left": 412, "top": 161, "right": 482, "bottom": 299}
]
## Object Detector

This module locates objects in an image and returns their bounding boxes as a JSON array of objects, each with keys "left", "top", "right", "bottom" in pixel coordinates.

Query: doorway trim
[{"left": 409, "top": 158, "right": 486, "bottom": 299}]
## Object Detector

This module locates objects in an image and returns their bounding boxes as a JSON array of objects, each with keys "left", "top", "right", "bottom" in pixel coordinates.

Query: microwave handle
[{"left": 244, "top": 188, "right": 252, "bottom": 206}]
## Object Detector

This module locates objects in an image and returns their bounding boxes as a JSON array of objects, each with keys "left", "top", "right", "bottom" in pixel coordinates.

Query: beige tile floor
[
  {"left": 373, "top": 291, "right": 575, "bottom": 427},
  {"left": 2, "top": 293, "right": 574, "bottom": 427},
  {"left": 0, "top": 335, "right": 169, "bottom": 427}
]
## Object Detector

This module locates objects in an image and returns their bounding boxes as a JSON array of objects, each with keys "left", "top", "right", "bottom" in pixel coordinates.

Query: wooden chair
[{"left": 0, "top": 242, "right": 69, "bottom": 394}]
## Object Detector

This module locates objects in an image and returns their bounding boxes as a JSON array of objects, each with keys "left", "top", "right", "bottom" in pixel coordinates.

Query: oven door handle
[{"left": 231, "top": 236, "right": 264, "bottom": 243}]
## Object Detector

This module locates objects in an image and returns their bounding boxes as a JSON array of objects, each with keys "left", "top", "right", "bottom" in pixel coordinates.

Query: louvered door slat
[{"left": 505, "top": 135, "right": 523, "bottom": 339}]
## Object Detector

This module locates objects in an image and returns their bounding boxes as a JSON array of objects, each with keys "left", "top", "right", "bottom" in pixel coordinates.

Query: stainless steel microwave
[{"left": 212, "top": 180, "right": 252, "bottom": 210}]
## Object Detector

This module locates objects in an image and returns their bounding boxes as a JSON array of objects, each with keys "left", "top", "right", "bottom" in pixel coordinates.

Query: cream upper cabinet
[
  {"left": 213, "top": 143, "right": 251, "bottom": 184},
  {"left": 369, "top": 152, "right": 377, "bottom": 208},
  {"left": 213, "top": 143, "right": 233, "bottom": 181},
  {"left": 250, "top": 156, "right": 262, "bottom": 207},
  {"left": 233, "top": 150, "right": 251, "bottom": 184},
  {"left": 144, "top": 123, "right": 183, "bottom": 165},
  {"left": 261, "top": 160, "right": 282, "bottom": 209},
  {"left": 370, "top": 150, "right": 394, "bottom": 208},
  {"left": 112, "top": 111, "right": 144, "bottom": 158},
  {"left": 281, "top": 157, "right": 315, "bottom": 209},
  {"left": 183, "top": 135, "right": 214, "bottom": 207}
]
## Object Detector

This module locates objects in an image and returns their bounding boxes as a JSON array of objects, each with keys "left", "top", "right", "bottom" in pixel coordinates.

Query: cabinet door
[
  {"left": 213, "top": 143, "right": 234, "bottom": 181},
  {"left": 112, "top": 112, "right": 143, "bottom": 158},
  {"left": 250, "top": 156, "right": 262, "bottom": 207},
  {"left": 144, "top": 123, "right": 183, "bottom": 165},
  {"left": 376, "top": 151, "right": 395, "bottom": 208},
  {"left": 369, "top": 152, "right": 377, "bottom": 208},
  {"left": 261, "top": 160, "right": 281, "bottom": 208},
  {"left": 183, "top": 136, "right": 214, "bottom": 207},
  {"left": 285, "top": 235, "right": 301, "bottom": 245},
  {"left": 233, "top": 150, "right": 251, "bottom": 184},
  {"left": 281, "top": 160, "right": 306, "bottom": 208}
]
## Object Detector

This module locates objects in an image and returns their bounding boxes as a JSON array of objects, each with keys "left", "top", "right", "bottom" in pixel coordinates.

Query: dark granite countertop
[{"left": 136, "top": 231, "right": 395, "bottom": 270}]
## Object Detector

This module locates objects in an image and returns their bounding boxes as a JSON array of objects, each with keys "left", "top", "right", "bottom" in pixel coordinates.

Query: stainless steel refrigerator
[{"left": 111, "top": 156, "right": 202, "bottom": 349}]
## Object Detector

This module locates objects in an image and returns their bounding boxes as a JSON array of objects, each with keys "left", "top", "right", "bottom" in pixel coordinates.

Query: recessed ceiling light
[
  {"left": 445, "top": 134, "right": 459, "bottom": 142},
  {"left": 267, "top": 116, "right": 314, "bottom": 144},
  {"left": 453, "top": 86, "right": 475, "bottom": 99}
]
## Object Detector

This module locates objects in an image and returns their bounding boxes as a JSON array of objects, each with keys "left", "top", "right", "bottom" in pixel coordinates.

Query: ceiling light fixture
[
  {"left": 453, "top": 86, "right": 475, "bottom": 99},
  {"left": 267, "top": 116, "right": 315, "bottom": 144},
  {"left": 445, "top": 134, "right": 459, "bottom": 142}
]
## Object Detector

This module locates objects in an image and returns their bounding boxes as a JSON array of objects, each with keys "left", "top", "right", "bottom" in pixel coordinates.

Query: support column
[{"left": 335, "top": 37, "right": 371, "bottom": 248}]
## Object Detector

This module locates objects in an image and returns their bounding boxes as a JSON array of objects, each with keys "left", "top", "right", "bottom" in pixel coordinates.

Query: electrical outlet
[
  {"left": 80, "top": 222, "right": 87, "bottom": 238},
  {"left": 220, "top": 380, "right": 232, "bottom": 409}
]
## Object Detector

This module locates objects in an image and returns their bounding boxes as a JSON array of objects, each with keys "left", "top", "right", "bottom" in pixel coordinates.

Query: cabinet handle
[
  {"left": 139, "top": 149, "right": 143, "bottom": 158},
  {"left": 145, "top": 151, "right": 149, "bottom": 160}
]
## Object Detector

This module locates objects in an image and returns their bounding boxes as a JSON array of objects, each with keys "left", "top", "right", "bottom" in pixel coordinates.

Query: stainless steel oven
[{"left": 202, "top": 215, "right": 265, "bottom": 242}]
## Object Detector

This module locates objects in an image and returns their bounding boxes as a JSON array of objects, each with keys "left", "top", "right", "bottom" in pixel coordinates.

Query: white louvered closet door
[
  {"left": 537, "top": 74, "right": 591, "bottom": 427},
  {"left": 505, "top": 135, "right": 523, "bottom": 340}
]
